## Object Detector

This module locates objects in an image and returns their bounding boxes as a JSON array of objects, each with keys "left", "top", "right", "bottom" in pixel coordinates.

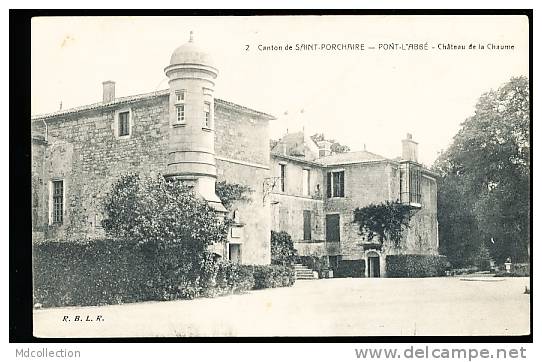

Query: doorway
[
  {"left": 229, "top": 243, "right": 241, "bottom": 264},
  {"left": 367, "top": 255, "right": 380, "bottom": 278}
]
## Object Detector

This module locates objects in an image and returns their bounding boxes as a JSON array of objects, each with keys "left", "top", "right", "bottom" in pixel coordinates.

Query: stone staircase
[{"left": 294, "top": 263, "right": 318, "bottom": 280}]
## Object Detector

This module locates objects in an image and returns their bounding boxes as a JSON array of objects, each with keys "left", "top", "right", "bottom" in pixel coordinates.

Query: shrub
[
  {"left": 450, "top": 266, "right": 479, "bottom": 275},
  {"left": 494, "top": 263, "right": 530, "bottom": 277},
  {"left": 271, "top": 231, "right": 297, "bottom": 266},
  {"left": 473, "top": 243, "right": 492, "bottom": 271},
  {"left": 102, "top": 173, "right": 229, "bottom": 252},
  {"left": 252, "top": 265, "right": 296, "bottom": 289},
  {"left": 33, "top": 239, "right": 270, "bottom": 308},
  {"left": 209, "top": 261, "right": 255, "bottom": 297},
  {"left": 386, "top": 254, "right": 449, "bottom": 278},
  {"left": 335, "top": 260, "right": 365, "bottom": 278}
]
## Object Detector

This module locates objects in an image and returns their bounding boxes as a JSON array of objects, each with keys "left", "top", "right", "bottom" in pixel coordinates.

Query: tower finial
[{"left": 189, "top": 30, "right": 194, "bottom": 42}]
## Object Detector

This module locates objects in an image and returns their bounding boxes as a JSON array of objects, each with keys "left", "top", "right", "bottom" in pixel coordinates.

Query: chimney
[
  {"left": 402, "top": 133, "right": 418, "bottom": 162},
  {"left": 317, "top": 140, "right": 332, "bottom": 157},
  {"left": 102, "top": 81, "right": 115, "bottom": 103}
]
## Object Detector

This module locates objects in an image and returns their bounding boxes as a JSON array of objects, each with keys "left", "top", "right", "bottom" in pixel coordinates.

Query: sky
[{"left": 31, "top": 15, "right": 529, "bottom": 166}]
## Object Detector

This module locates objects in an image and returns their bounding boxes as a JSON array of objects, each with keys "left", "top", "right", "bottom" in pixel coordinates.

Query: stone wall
[
  {"left": 217, "top": 160, "right": 270, "bottom": 265},
  {"left": 401, "top": 174, "right": 439, "bottom": 255},
  {"left": 34, "top": 96, "right": 170, "bottom": 241},
  {"left": 31, "top": 94, "right": 273, "bottom": 265},
  {"left": 269, "top": 156, "right": 325, "bottom": 251},
  {"left": 324, "top": 162, "right": 393, "bottom": 260},
  {"left": 214, "top": 102, "right": 270, "bottom": 165}
]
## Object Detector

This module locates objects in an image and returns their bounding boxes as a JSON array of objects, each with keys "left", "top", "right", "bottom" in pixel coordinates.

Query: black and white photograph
[{"left": 23, "top": 13, "right": 531, "bottom": 339}]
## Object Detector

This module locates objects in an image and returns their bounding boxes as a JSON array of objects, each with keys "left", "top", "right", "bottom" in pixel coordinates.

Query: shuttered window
[
  {"left": 303, "top": 210, "right": 311, "bottom": 240},
  {"left": 326, "top": 214, "right": 340, "bottom": 241},
  {"left": 327, "top": 171, "right": 345, "bottom": 198},
  {"left": 302, "top": 169, "right": 310, "bottom": 196},
  {"left": 280, "top": 164, "right": 286, "bottom": 192},
  {"left": 118, "top": 111, "right": 130, "bottom": 136},
  {"left": 52, "top": 180, "right": 64, "bottom": 224}
]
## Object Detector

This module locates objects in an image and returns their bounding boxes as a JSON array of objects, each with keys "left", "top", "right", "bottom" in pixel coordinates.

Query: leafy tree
[
  {"left": 102, "top": 173, "right": 229, "bottom": 249},
  {"left": 311, "top": 133, "right": 351, "bottom": 153},
  {"left": 353, "top": 201, "right": 411, "bottom": 247},
  {"left": 271, "top": 231, "right": 297, "bottom": 266},
  {"left": 433, "top": 76, "right": 530, "bottom": 265}
]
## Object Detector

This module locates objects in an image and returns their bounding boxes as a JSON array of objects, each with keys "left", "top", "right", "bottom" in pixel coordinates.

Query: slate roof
[
  {"left": 31, "top": 89, "right": 275, "bottom": 121},
  {"left": 316, "top": 150, "right": 390, "bottom": 166}
]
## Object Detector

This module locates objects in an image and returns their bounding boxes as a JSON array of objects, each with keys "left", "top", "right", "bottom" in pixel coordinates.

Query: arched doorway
[{"left": 366, "top": 251, "right": 381, "bottom": 278}]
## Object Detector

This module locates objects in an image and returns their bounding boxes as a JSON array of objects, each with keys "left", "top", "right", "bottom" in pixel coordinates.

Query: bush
[
  {"left": 296, "top": 255, "right": 329, "bottom": 278},
  {"left": 473, "top": 243, "right": 492, "bottom": 271},
  {"left": 335, "top": 260, "right": 365, "bottom": 278},
  {"left": 252, "top": 265, "right": 296, "bottom": 289},
  {"left": 386, "top": 254, "right": 449, "bottom": 278},
  {"left": 450, "top": 266, "right": 479, "bottom": 276},
  {"left": 33, "top": 239, "right": 268, "bottom": 307},
  {"left": 208, "top": 261, "right": 255, "bottom": 297},
  {"left": 494, "top": 263, "right": 530, "bottom": 277},
  {"left": 271, "top": 231, "right": 297, "bottom": 266}
]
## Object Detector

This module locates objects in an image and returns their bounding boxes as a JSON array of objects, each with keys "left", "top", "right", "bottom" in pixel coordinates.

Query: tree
[
  {"left": 433, "top": 76, "right": 530, "bottom": 265},
  {"left": 271, "top": 231, "right": 297, "bottom": 266},
  {"left": 353, "top": 201, "right": 411, "bottom": 247},
  {"left": 311, "top": 133, "right": 351, "bottom": 153},
  {"left": 102, "top": 173, "right": 229, "bottom": 249}
]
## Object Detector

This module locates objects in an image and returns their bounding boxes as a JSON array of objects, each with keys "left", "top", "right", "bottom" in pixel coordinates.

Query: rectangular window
[
  {"left": 52, "top": 180, "right": 63, "bottom": 224},
  {"left": 326, "top": 214, "right": 340, "bottom": 242},
  {"left": 204, "top": 102, "right": 211, "bottom": 128},
  {"left": 176, "top": 104, "right": 185, "bottom": 123},
  {"left": 302, "top": 169, "right": 310, "bottom": 196},
  {"left": 400, "top": 164, "right": 422, "bottom": 205},
  {"left": 303, "top": 210, "right": 312, "bottom": 241},
  {"left": 280, "top": 164, "right": 286, "bottom": 192},
  {"left": 327, "top": 171, "right": 345, "bottom": 198},
  {"left": 118, "top": 111, "right": 130, "bottom": 136},
  {"left": 176, "top": 90, "right": 185, "bottom": 102}
]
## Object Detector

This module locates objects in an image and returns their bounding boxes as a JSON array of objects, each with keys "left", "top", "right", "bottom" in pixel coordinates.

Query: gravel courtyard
[{"left": 33, "top": 277, "right": 530, "bottom": 337}]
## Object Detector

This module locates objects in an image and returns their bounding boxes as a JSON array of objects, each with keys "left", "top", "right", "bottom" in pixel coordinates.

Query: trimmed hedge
[
  {"left": 252, "top": 265, "right": 296, "bottom": 289},
  {"left": 495, "top": 263, "right": 530, "bottom": 277},
  {"left": 335, "top": 260, "right": 365, "bottom": 278},
  {"left": 386, "top": 254, "right": 449, "bottom": 278},
  {"left": 33, "top": 239, "right": 294, "bottom": 308}
]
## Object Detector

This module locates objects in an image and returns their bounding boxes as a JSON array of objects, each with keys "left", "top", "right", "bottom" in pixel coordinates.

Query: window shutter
[
  {"left": 339, "top": 171, "right": 345, "bottom": 197},
  {"left": 327, "top": 172, "right": 332, "bottom": 198},
  {"left": 303, "top": 210, "right": 311, "bottom": 240}
]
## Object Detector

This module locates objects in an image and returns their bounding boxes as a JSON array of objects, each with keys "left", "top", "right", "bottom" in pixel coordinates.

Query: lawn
[{"left": 33, "top": 277, "right": 530, "bottom": 337}]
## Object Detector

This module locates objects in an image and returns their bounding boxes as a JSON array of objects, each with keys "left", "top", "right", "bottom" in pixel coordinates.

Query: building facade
[
  {"left": 31, "top": 35, "right": 438, "bottom": 276},
  {"left": 269, "top": 132, "right": 439, "bottom": 277}
]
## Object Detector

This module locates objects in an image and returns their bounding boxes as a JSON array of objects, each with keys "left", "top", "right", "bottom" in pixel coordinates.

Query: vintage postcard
[{"left": 30, "top": 14, "right": 531, "bottom": 338}]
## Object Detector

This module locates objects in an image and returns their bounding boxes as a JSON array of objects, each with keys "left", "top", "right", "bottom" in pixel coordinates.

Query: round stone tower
[{"left": 164, "top": 32, "right": 226, "bottom": 212}]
